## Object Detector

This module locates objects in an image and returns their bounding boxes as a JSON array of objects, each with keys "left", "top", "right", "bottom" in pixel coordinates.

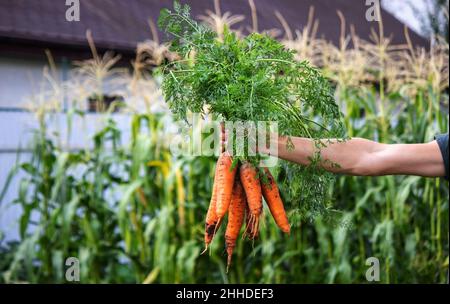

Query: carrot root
[
  {"left": 215, "top": 152, "right": 237, "bottom": 219},
  {"left": 261, "top": 168, "right": 290, "bottom": 234},
  {"left": 225, "top": 179, "right": 246, "bottom": 270}
]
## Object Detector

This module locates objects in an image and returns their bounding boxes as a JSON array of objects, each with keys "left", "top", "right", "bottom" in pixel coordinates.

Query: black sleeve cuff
[{"left": 435, "top": 133, "right": 449, "bottom": 180}]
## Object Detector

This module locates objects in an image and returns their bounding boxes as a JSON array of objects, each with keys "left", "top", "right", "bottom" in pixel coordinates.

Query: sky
[{"left": 382, "top": 0, "right": 429, "bottom": 36}]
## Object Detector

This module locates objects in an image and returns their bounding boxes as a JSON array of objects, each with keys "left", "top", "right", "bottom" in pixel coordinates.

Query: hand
[
  {"left": 220, "top": 122, "right": 273, "bottom": 156},
  {"left": 220, "top": 122, "right": 228, "bottom": 153}
]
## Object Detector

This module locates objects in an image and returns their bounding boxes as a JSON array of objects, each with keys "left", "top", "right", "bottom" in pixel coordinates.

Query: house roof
[{"left": 0, "top": 0, "right": 428, "bottom": 58}]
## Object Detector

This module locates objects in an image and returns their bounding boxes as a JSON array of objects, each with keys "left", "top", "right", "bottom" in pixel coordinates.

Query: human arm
[{"left": 271, "top": 136, "right": 446, "bottom": 177}]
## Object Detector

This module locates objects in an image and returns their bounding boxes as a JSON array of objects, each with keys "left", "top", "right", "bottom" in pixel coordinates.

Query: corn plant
[{"left": 0, "top": 1, "right": 448, "bottom": 283}]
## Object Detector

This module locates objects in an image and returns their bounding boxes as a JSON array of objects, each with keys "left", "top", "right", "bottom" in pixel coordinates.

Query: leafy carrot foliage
[{"left": 158, "top": 2, "right": 346, "bottom": 218}]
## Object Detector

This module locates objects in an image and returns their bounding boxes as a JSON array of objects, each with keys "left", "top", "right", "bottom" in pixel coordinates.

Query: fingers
[
  {"left": 218, "top": 123, "right": 275, "bottom": 155},
  {"left": 220, "top": 122, "right": 228, "bottom": 152},
  {"left": 222, "top": 129, "right": 228, "bottom": 152}
]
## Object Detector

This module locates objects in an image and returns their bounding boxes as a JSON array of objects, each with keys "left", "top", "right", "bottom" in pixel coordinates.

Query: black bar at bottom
[{"left": 0, "top": 283, "right": 448, "bottom": 303}]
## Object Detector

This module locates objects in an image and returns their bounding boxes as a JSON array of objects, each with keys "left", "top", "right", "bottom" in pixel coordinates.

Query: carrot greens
[{"left": 158, "top": 2, "right": 346, "bottom": 219}]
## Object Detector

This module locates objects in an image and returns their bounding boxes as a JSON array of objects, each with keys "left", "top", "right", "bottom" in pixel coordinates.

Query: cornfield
[{"left": 0, "top": 0, "right": 448, "bottom": 283}]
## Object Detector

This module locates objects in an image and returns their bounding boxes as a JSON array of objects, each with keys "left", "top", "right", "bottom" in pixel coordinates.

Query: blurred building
[{"left": 0, "top": 0, "right": 428, "bottom": 109}]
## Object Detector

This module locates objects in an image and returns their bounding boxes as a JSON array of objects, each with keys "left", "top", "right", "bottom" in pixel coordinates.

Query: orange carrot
[
  {"left": 215, "top": 152, "right": 237, "bottom": 219},
  {"left": 261, "top": 168, "right": 290, "bottom": 234},
  {"left": 225, "top": 179, "right": 246, "bottom": 271},
  {"left": 244, "top": 204, "right": 259, "bottom": 240},
  {"left": 202, "top": 165, "right": 222, "bottom": 253},
  {"left": 239, "top": 162, "right": 262, "bottom": 238}
]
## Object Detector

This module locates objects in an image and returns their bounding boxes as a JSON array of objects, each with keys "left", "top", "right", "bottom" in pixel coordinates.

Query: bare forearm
[
  {"left": 274, "top": 137, "right": 379, "bottom": 175},
  {"left": 221, "top": 125, "right": 445, "bottom": 177},
  {"left": 272, "top": 136, "right": 445, "bottom": 177}
]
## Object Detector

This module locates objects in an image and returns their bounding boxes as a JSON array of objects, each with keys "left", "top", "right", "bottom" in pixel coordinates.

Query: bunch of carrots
[{"left": 202, "top": 128, "right": 290, "bottom": 271}]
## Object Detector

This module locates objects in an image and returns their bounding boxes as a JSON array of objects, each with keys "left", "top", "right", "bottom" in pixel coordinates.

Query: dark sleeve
[{"left": 435, "top": 133, "right": 449, "bottom": 180}]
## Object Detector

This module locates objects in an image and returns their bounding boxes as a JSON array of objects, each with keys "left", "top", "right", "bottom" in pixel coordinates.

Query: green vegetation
[
  {"left": 0, "top": 1, "right": 448, "bottom": 283},
  {"left": 158, "top": 3, "right": 346, "bottom": 218}
]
